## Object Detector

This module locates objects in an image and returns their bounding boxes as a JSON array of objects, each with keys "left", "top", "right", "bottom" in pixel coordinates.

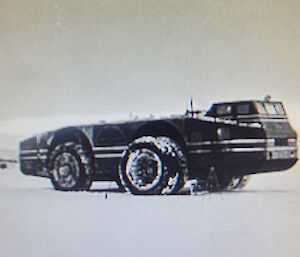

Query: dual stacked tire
[{"left": 118, "top": 136, "right": 188, "bottom": 195}]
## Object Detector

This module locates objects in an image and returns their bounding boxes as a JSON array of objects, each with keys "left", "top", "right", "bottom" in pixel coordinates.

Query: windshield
[{"left": 255, "top": 102, "right": 285, "bottom": 115}]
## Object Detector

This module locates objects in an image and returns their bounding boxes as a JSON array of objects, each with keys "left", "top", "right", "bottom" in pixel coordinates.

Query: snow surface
[{"left": 1, "top": 164, "right": 300, "bottom": 257}]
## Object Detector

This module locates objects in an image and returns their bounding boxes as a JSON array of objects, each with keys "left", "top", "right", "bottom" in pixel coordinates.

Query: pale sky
[{"left": 0, "top": 0, "right": 300, "bottom": 140}]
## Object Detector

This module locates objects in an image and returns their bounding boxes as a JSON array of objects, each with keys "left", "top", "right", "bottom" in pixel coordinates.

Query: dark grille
[{"left": 275, "top": 138, "right": 288, "bottom": 146}]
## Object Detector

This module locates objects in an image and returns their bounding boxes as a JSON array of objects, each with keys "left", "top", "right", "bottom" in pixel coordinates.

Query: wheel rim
[
  {"left": 125, "top": 149, "right": 163, "bottom": 191},
  {"left": 52, "top": 152, "right": 80, "bottom": 188}
]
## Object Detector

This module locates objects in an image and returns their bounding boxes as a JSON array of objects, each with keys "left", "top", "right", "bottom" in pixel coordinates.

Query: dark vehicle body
[{"left": 19, "top": 99, "right": 297, "bottom": 194}]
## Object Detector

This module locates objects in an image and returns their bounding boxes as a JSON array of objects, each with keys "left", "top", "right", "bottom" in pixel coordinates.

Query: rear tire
[
  {"left": 119, "top": 136, "right": 188, "bottom": 195},
  {"left": 48, "top": 142, "right": 93, "bottom": 191}
]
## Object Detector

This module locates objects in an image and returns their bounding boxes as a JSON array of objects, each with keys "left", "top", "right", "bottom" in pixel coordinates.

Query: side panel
[
  {"left": 19, "top": 136, "right": 49, "bottom": 177},
  {"left": 186, "top": 118, "right": 297, "bottom": 178},
  {"left": 92, "top": 124, "right": 128, "bottom": 179},
  {"left": 19, "top": 120, "right": 188, "bottom": 180},
  {"left": 91, "top": 118, "right": 188, "bottom": 180}
]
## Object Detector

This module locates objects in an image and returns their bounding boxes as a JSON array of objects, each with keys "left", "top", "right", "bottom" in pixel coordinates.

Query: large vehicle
[{"left": 19, "top": 98, "right": 297, "bottom": 194}]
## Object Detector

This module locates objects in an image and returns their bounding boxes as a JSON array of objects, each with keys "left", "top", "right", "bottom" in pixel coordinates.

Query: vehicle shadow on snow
[
  {"left": 43, "top": 187, "right": 126, "bottom": 194},
  {"left": 171, "top": 188, "right": 300, "bottom": 196},
  {"left": 89, "top": 188, "right": 125, "bottom": 193},
  {"left": 42, "top": 185, "right": 300, "bottom": 195},
  {"left": 90, "top": 188, "right": 300, "bottom": 195},
  {"left": 222, "top": 189, "right": 300, "bottom": 194}
]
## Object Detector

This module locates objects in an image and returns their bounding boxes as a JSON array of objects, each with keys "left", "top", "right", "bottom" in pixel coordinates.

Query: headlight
[
  {"left": 217, "top": 127, "right": 230, "bottom": 140},
  {"left": 267, "top": 138, "right": 275, "bottom": 147}
]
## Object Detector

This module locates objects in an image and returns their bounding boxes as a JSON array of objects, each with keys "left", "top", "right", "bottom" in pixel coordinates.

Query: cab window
[
  {"left": 237, "top": 104, "right": 250, "bottom": 115},
  {"left": 216, "top": 104, "right": 232, "bottom": 116}
]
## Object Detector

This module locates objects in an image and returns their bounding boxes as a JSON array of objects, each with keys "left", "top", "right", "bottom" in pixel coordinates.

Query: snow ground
[{"left": 1, "top": 164, "right": 300, "bottom": 257}]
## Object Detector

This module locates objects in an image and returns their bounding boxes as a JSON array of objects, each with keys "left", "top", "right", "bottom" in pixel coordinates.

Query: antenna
[
  {"left": 190, "top": 96, "right": 194, "bottom": 117},
  {"left": 186, "top": 96, "right": 201, "bottom": 117}
]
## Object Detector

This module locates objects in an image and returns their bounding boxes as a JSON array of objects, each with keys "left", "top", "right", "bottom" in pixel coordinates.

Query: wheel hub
[
  {"left": 58, "top": 165, "right": 71, "bottom": 177},
  {"left": 126, "top": 149, "right": 163, "bottom": 191},
  {"left": 52, "top": 152, "right": 80, "bottom": 188}
]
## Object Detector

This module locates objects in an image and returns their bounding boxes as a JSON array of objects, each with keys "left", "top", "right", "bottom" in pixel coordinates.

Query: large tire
[
  {"left": 118, "top": 136, "right": 188, "bottom": 195},
  {"left": 48, "top": 142, "right": 93, "bottom": 191},
  {"left": 158, "top": 137, "right": 188, "bottom": 195}
]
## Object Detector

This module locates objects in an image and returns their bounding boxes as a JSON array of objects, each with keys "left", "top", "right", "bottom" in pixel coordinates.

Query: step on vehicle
[{"left": 19, "top": 97, "right": 297, "bottom": 194}]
